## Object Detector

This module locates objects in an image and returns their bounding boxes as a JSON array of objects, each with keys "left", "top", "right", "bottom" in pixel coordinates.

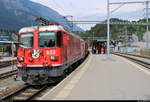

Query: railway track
[
  {"left": 0, "top": 70, "right": 17, "bottom": 80},
  {"left": 0, "top": 62, "right": 12, "bottom": 68},
  {"left": 116, "top": 53, "right": 150, "bottom": 59},
  {"left": 0, "top": 60, "right": 17, "bottom": 68},
  {"left": 114, "top": 53, "right": 150, "bottom": 69},
  {"left": 1, "top": 85, "right": 51, "bottom": 101}
]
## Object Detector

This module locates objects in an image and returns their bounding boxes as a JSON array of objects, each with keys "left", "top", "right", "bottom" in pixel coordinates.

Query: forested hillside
[{"left": 78, "top": 18, "right": 150, "bottom": 41}]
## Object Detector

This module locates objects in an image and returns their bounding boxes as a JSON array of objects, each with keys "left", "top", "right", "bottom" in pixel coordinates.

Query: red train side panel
[{"left": 17, "top": 25, "right": 88, "bottom": 85}]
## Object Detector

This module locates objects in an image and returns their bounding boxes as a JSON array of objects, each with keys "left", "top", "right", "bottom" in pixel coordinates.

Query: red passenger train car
[{"left": 17, "top": 24, "right": 88, "bottom": 85}]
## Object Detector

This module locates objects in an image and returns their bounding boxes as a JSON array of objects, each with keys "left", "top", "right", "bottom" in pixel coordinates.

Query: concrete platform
[{"left": 39, "top": 54, "right": 150, "bottom": 100}]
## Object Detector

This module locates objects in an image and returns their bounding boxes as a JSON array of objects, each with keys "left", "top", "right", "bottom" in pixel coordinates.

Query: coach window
[
  {"left": 56, "top": 31, "right": 62, "bottom": 47},
  {"left": 20, "top": 33, "right": 33, "bottom": 48},
  {"left": 39, "top": 32, "right": 56, "bottom": 48}
]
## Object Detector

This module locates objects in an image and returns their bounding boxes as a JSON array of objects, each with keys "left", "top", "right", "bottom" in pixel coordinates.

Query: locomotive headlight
[
  {"left": 32, "top": 49, "right": 40, "bottom": 59},
  {"left": 50, "top": 56, "right": 58, "bottom": 61},
  {"left": 18, "top": 57, "right": 24, "bottom": 62}
]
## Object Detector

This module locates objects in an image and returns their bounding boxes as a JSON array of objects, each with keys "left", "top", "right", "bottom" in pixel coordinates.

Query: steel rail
[
  {"left": 114, "top": 53, "right": 150, "bottom": 69},
  {"left": 0, "top": 70, "right": 17, "bottom": 80},
  {"left": 116, "top": 53, "right": 150, "bottom": 59},
  {"left": 1, "top": 85, "right": 49, "bottom": 101},
  {"left": 0, "top": 60, "right": 17, "bottom": 68}
]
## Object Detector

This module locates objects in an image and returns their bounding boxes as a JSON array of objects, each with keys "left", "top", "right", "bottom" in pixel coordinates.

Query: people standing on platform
[{"left": 96, "top": 43, "right": 101, "bottom": 54}]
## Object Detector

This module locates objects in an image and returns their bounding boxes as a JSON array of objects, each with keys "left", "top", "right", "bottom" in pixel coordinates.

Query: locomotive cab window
[
  {"left": 39, "top": 32, "right": 56, "bottom": 48},
  {"left": 20, "top": 33, "right": 33, "bottom": 48},
  {"left": 56, "top": 31, "right": 62, "bottom": 47}
]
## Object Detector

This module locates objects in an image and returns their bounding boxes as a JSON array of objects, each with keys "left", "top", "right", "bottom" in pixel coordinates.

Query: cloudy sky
[{"left": 31, "top": 0, "right": 149, "bottom": 30}]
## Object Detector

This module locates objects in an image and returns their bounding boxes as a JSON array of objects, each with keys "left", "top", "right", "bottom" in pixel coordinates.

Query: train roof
[
  {"left": 19, "top": 25, "right": 66, "bottom": 33},
  {"left": 19, "top": 26, "right": 37, "bottom": 33}
]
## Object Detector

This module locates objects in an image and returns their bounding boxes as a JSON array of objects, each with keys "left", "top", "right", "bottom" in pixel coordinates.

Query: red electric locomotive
[{"left": 17, "top": 24, "right": 88, "bottom": 85}]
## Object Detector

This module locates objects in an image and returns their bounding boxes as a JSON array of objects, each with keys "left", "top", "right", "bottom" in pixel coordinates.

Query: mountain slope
[{"left": 0, "top": 0, "right": 83, "bottom": 31}]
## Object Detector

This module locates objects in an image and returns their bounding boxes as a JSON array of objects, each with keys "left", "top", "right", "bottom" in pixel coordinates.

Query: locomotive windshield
[
  {"left": 20, "top": 33, "right": 33, "bottom": 48},
  {"left": 39, "top": 32, "right": 56, "bottom": 48}
]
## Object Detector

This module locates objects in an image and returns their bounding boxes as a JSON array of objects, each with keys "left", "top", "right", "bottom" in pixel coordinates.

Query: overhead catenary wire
[
  {"left": 52, "top": 0, "right": 67, "bottom": 14},
  {"left": 110, "top": 3, "right": 125, "bottom": 14}
]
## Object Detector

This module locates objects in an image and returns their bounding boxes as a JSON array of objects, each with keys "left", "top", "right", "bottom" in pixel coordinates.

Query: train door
[{"left": 62, "top": 33, "right": 68, "bottom": 63}]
